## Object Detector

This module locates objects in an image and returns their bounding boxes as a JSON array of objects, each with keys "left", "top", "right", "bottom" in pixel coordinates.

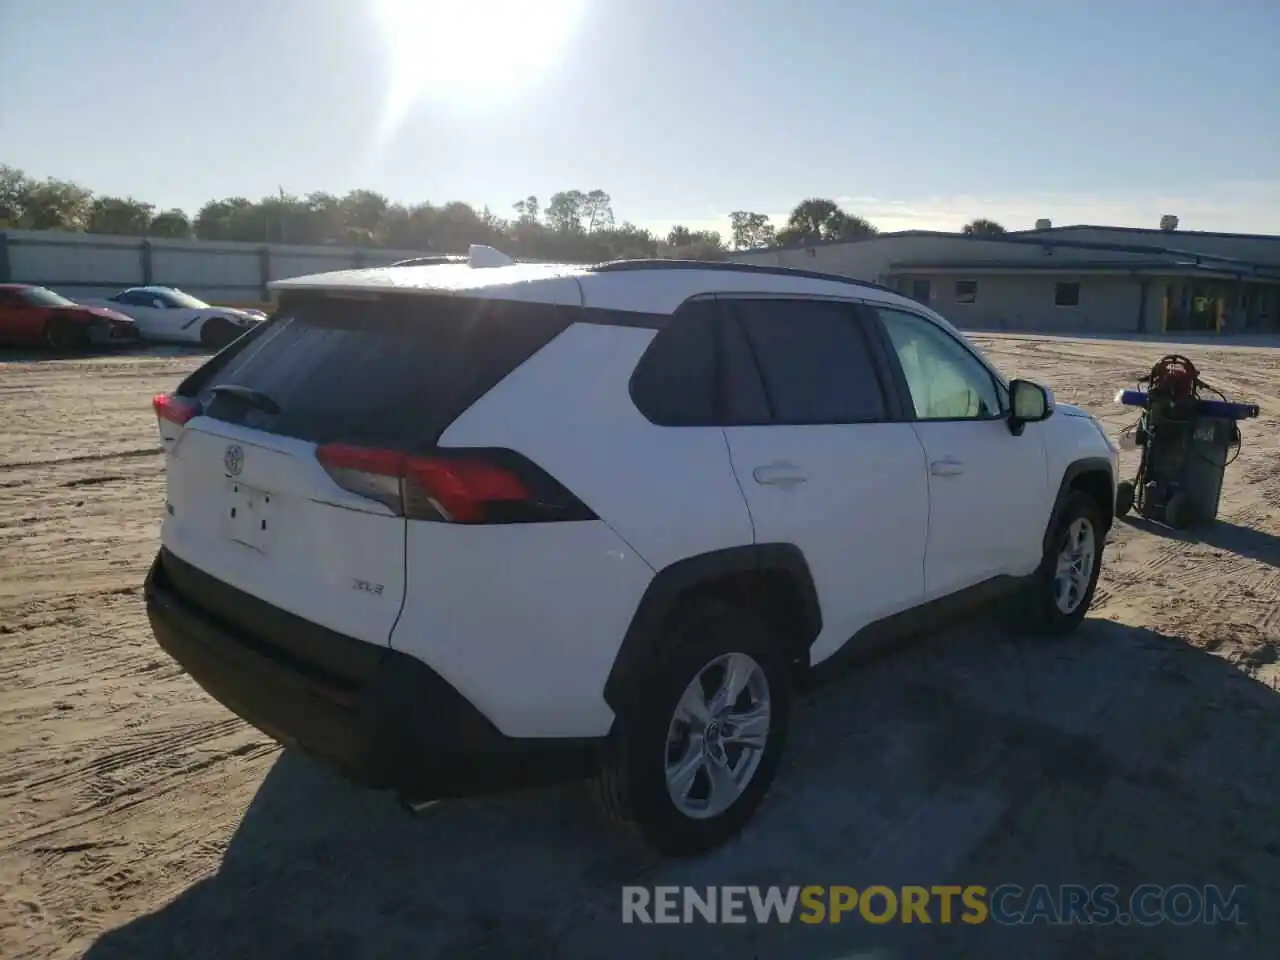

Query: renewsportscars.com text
[{"left": 622, "top": 884, "right": 1248, "bottom": 926}]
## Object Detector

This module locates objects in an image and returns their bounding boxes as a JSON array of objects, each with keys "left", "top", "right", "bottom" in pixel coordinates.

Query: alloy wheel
[
  {"left": 1053, "top": 517, "right": 1096, "bottom": 614},
  {"left": 663, "top": 652, "right": 771, "bottom": 820}
]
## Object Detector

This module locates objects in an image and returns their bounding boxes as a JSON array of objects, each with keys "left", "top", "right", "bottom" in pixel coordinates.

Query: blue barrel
[{"left": 1114, "top": 389, "right": 1259, "bottom": 420}]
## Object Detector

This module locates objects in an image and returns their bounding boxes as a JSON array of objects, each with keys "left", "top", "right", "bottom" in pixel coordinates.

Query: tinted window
[
  {"left": 113, "top": 290, "right": 152, "bottom": 306},
  {"left": 876, "top": 308, "right": 1003, "bottom": 420},
  {"left": 20, "top": 286, "right": 76, "bottom": 307},
  {"left": 188, "top": 292, "right": 572, "bottom": 447},
  {"left": 629, "top": 301, "right": 717, "bottom": 425},
  {"left": 724, "top": 299, "right": 886, "bottom": 425},
  {"left": 145, "top": 288, "right": 209, "bottom": 309},
  {"left": 718, "top": 309, "right": 770, "bottom": 424}
]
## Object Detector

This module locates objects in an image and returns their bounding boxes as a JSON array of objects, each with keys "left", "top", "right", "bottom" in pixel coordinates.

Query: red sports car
[{"left": 0, "top": 283, "right": 139, "bottom": 350}]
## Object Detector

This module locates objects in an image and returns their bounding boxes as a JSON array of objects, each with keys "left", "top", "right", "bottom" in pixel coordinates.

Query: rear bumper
[{"left": 144, "top": 549, "right": 599, "bottom": 800}]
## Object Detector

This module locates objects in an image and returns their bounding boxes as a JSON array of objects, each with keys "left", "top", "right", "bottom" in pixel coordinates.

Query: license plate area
[{"left": 225, "top": 480, "right": 274, "bottom": 553}]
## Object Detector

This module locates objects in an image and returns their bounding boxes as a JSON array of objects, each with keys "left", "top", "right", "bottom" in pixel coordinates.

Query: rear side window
[
  {"left": 718, "top": 310, "right": 771, "bottom": 425},
  {"left": 629, "top": 300, "right": 718, "bottom": 426},
  {"left": 188, "top": 293, "right": 572, "bottom": 447},
  {"left": 722, "top": 298, "right": 887, "bottom": 425}
]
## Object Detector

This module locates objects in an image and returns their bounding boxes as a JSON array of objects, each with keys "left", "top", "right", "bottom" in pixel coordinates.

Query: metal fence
[{"left": 0, "top": 229, "right": 431, "bottom": 307}]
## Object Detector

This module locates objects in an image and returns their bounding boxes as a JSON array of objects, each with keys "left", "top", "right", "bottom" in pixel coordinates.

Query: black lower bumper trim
[{"left": 145, "top": 549, "right": 599, "bottom": 800}]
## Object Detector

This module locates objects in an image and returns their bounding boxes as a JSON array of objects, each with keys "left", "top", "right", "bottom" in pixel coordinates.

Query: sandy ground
[{"left": 1, "top": 334, "right": 1279, "bottom": 959}]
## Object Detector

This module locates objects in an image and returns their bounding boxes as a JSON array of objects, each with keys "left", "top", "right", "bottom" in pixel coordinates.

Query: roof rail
[
  {"left": 388, "top": 255, "right": 466, "bottom": 267},
  {"left": 388, "top": 249, "right": 543, "bottom": 268},
  {"left": 589, "top": 258, "right": 902, "bottom": 295}
]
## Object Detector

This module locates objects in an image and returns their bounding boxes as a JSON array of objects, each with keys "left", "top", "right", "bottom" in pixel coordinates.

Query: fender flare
[
  {"left": 603, "top": 543, "right": 821, "bottom": 711},
  {"left": 1042, "top": 456, "right": 1115, "bottom": 554}
]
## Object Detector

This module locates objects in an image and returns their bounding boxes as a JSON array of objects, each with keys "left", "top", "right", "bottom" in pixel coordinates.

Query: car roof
[
  {"left": 579, "top": 261, "right": 913, "bottom": 315},
  {"left": 270, "top": 256, "right": 931, "bottom": 317}
]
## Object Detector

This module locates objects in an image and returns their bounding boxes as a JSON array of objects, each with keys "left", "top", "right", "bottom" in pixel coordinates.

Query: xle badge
[
  {"left": 224, "top": 444, "right": 244, "bottom": 476},
  {"left": 352, "top": 579, "right": 385, "bottom": 596}
]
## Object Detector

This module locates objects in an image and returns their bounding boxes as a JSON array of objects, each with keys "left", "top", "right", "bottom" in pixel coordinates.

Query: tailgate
[
  {"left": 155, "top": 290, "right": 576, "bottom": 647},
  {"left": 162, "top": 418, "right": 407, "bottom": 646}
]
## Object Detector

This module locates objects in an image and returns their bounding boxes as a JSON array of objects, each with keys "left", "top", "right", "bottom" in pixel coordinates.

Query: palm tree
[
  {"left": 962, "top": 218, "right": 1007, "bottom": 238},
  {"left": 777, "top": 198, "right": 878, "bottom": 245}
]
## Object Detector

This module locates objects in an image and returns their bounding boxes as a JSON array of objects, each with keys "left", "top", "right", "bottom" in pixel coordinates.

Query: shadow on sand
[
  {"left": 84, "top": 616, "right": 1280, "bottom": 960},
  {"left": 1122, "top": 514, "right": 1280, "bottom": 570}
]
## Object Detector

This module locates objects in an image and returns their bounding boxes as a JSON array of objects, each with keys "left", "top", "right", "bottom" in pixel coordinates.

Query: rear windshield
[{"left": 183, "top": 292, "right": 573, "bottom": 447}]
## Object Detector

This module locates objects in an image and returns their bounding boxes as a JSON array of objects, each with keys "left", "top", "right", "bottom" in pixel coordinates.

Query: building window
[
  {"left": 1054, "top": 281, "right": 1081, "bottom": 307},
  {"left": 911, "top": 279, "right": 931, "bottom": 304},
  {"left": 955, "top": 280, "right": 978, "bottom": 304}
]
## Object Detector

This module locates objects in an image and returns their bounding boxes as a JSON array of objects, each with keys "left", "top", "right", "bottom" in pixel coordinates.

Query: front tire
[
  {"left": 1019, "top": 491, "right": 1105, "bottom": 635},
  {"left": 594, "top": 600, "right": 792, "bottom": 857},
  {"left": 200, "top": 317, "right": 238, "bottom": 350}
]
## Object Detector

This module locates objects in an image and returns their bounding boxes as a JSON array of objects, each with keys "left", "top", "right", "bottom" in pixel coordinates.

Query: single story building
[{"left": 729, "top": 225, "right": 1280, "bottom": 334}]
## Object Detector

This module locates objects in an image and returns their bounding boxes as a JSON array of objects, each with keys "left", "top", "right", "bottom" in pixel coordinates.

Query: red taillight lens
[
  {"left": 315, "top": 444, "right": 407, "bottom": 513},
  {"left": 315, "top": 444, "right": 406, "bottom": 477},
  {"left": 314, "top": 444, "right": 594, "bottom": 524},
  {"left": 403, "top": 456, "right": 531, "bottom": 523},
  {"left": 153, "top": 393, "right": 199, "bottom": 426}
]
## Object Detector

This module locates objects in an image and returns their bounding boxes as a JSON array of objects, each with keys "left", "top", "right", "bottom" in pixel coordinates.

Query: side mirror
[
  {"left": 1008, "top": 379, "right": 1053, "bottom": 435},
  {"left": 152, "top": 299, "right": 167, "bottom": 309}
]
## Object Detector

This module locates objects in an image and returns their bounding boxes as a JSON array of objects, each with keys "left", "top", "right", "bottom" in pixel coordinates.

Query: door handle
[
  {"left": 929, "top": 457, "right": 965, "bottom": 477},
  {"left": 752, "top": 462, "right": 809, "bottom": 487}
]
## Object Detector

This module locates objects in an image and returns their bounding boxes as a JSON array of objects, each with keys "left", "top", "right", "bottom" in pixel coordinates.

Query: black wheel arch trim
[
  {"left": 603, "top": 543, "right": 821, "bottom": 711},
  {"left": 1042, "top": 456, "right": 1115, "bottom": 554}
]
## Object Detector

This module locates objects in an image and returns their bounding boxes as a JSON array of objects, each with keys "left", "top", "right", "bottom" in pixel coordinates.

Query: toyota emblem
[{"left": 224, "top": 444, "right": 244, "bottom": 476}]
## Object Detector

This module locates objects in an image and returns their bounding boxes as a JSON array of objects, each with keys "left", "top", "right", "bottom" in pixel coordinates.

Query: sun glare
[{"left": 372, "top": 0, "right": 586, "bottom": 131}]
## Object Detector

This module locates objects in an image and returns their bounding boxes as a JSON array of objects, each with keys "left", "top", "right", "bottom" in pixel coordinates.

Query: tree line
[{"left": 0, "top": 164, "right": 1008, "bottom": 261}]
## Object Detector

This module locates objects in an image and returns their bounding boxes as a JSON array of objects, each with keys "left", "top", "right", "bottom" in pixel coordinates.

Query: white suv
[{"left": 145, "top": 246, "right": 1119, "bottom": 857}]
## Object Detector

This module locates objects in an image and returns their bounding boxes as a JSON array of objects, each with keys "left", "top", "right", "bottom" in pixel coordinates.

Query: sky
[{"left": 2, "top": 0, "right": 1279, "bottom": 240}]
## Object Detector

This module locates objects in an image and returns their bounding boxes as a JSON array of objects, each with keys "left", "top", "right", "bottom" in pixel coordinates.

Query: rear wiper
[{"left": 210, "top": 384, "right": 281, "bottom": 415}]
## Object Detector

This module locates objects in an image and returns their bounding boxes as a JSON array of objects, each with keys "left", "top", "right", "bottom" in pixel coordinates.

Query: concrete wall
[
  {"left": 888, "top": 273, "right": 1156, "bottom": 334},
  {"left": 730, "top": 234, "right": 1177, "bottom": 333},
  {"left": 728, "top": 233, "right": 1280, "bottom": 333},
  {"left": 0, "top": 230, "right": 431, "bottom": 307}
]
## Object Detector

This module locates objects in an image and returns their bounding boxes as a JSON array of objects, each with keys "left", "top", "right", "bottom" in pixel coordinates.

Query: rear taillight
[
  {"left": 153, "top": 393, "right": 199, "bottom": 426},
  {"left": 315, "top": 444, "right": 596, "bottom": 524}
]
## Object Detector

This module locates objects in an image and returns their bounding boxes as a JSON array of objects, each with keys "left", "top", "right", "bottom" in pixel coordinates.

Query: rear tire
[
  {"left": 1114, "top": 480, "right": 1135, "bottom": 517},
  {"left": 200, "top": 317, "right": 238, "bottom": 350},
  {"left": 1016, "top": 491, "right": 1105, "bottom": 636},
  {"left": 44, "top": 317, "right": 89, "bottom": 352},
  {"left": 593, "top": 599, "right": 792, "bottom": 857}
]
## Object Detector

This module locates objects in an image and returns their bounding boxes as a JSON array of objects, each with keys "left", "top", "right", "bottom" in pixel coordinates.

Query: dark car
[{"left": 0, "top": 284, "right": 140, "bottom": 350}]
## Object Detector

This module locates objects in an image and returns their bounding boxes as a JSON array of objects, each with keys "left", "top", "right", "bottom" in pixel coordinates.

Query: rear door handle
[
  {"left": 929, "top": 457, "right": 965, "bottom": 477},
  {"left": 752, "top": 462, "right": 809, "bottom": 488}
]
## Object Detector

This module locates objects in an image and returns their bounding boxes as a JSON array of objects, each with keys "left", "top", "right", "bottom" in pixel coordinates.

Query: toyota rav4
[{"left": 145, "top": 246, "right": 1119, "bottom": 857}]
